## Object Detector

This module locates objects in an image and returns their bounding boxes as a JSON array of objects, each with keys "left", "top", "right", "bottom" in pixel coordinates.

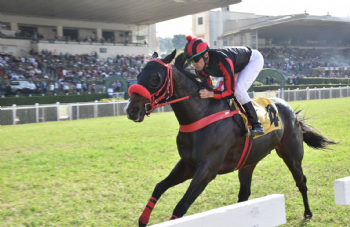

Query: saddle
[{"left": 230, "top": 97, "right": 284, "bottom": 139}]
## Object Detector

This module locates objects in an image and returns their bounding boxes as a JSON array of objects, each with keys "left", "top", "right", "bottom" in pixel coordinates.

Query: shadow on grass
[{"left": 298, "top": 218, "right": 311, "bottom": 226}]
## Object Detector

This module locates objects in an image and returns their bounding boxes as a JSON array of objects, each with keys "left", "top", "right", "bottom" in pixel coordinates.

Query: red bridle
[{"left": 128, "top": 59, "right": 191, "bottom": 116}]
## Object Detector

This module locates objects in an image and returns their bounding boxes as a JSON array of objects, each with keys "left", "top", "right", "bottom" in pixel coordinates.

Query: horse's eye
[{"left": 149, "top": 73, "right": 162, "bottom": 88}]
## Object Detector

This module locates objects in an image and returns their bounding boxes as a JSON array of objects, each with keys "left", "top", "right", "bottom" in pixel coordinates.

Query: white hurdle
[
  {"left": 150, "top": 194, "right": 286, "bottom": 227},
  {"left": 334, "top": 176, "right": 350, "bottom": 205}
]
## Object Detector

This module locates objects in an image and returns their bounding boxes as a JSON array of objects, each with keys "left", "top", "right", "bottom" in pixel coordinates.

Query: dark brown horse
[{"left": 125, "top": 50, "right": 336, "bottom": 226}]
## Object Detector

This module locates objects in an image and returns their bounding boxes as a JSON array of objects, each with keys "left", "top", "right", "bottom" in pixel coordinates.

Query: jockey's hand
[{"left": 199, "top": 89, "right": 214, "bottom": 99}]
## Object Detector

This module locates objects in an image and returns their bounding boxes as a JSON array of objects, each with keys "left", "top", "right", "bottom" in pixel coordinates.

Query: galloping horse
[{"left": 125, "top": 50, "right": 336, "bottom": 227}]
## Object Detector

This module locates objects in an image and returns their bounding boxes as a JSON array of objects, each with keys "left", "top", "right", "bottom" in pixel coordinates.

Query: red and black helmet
[{"left": 184, "top": 36, "right": 209, "bottom": 61}]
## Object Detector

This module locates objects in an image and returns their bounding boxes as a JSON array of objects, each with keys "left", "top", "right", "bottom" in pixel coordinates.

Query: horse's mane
[{"left": 174, "top": 53, "right": 201, "bottom": 87}]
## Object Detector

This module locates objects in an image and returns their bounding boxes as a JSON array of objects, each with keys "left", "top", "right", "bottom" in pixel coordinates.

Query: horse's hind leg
[
  {"left": 237, "top": 165, "right": 257, "bottom": 202},
  {"left": 138, "top": 160, "right": 195, "bottom": 227},
  {"left": 277, "top": 129, "right": 313, "bottom": 219}
]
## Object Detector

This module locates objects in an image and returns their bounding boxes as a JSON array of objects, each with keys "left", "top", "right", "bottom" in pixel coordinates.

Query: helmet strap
[
  {"left": 203, "top": 55, "right": 208, "bottom": 65},
  {"left": 203, "top": 51, "right": 209, "bottom": 65}
]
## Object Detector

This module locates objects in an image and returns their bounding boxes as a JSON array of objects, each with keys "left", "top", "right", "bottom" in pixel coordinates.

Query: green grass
[{"left": 1, "top": 98, "right": 350, "bottom": 226}]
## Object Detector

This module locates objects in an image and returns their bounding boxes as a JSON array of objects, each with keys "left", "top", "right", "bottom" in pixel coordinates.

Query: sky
[{"left": 156, "top": 0, "right": 350, "bottom": 38}]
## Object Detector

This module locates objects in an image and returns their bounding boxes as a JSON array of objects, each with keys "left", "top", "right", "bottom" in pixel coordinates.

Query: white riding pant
[{"left": 214, "top": 49, "right": 264, "bottom": 104}]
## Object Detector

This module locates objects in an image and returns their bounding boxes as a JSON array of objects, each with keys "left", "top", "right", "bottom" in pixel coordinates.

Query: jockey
[{"left": 184, "top": 36, "right": 264, "bottom": 136}]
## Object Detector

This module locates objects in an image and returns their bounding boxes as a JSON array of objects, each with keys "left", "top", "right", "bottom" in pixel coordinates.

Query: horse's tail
[{"left": 295, "top": 109, "right": 338, "bottom": 149}]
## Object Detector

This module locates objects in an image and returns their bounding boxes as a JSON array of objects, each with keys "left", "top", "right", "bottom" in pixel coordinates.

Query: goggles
[
  {"left": 190, "top": 55, "right": 202, "bottom": 63},
  {"left": 187, "top": 49, "right": 207, "bottom": 64}
]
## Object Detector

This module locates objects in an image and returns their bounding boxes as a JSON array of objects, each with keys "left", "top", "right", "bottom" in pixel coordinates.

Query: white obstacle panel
[
  {"left": 334, "top": 176, "right": 350, "bottom": 205},
  {"left": 150, "top": 194, "right": 286, "bottom": 227}
]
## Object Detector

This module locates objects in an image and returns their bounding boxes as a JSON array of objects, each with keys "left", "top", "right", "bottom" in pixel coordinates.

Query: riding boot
[{"left": 242, "top": 101, "right": 265, "bottom": 136}]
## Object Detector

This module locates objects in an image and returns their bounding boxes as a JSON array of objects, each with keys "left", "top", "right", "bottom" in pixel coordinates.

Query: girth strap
[
  {"left": 235, "top": 135, "right": 254, "bottom": 170},
  {"left": 179, "top": 109, "right": 253, "bottom": 171}
]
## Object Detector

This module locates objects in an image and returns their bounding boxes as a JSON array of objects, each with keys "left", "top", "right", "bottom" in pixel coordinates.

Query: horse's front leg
[
  {"left": 170, "top": 152, "right": 226, "bottom": 220},
  {"left": 138, "top": 160, "right": 195, "bottom": 227},
  {"left": 237, "top": 164, "right": 256, "bottom": 202}
]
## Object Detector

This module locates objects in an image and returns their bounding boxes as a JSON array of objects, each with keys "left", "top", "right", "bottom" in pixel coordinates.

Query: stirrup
[
  {"left": 250, "top": 127, "right": 264, "bottom": 136},
  {"left": 245, "top": 128, "right": 251, "bottom": 137}
]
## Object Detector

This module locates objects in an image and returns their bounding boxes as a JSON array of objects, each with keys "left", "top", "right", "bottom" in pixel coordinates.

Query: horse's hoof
[
  {"left": 304, "top": 212, "right": 313, "bottom": 220},
  {"left": 139, "top": 221, "right": 147, "bottom": 227}
]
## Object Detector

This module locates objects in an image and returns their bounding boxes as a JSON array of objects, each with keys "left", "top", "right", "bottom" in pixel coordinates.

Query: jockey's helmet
[{"left": 184, "top": 36, "right": 209, "bottom": 62}]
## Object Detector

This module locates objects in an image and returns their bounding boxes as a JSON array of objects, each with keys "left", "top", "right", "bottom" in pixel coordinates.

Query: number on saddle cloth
[
  {"left": 266, "top": 104, "right": 280, "bottom": 127},
  {"left": 252, "top": 98, "right": 283, "bottom": 138}
]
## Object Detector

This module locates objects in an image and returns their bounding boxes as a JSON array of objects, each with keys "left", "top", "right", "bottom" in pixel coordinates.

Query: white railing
[
  {"left": 0, "top": 100, "right": 173, "bottom": 126},
  {"left": 251, "top": 86, "right": 350, "bottom": 102},
  {"left": 1, "top": 86, "right": 349, "bottom": 126}
]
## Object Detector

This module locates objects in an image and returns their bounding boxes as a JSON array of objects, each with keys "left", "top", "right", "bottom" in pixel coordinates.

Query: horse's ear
[
  {"left": 162, "top": 49, "right": 176, "bottom": 64},
  {"left": 151, "top": 52, "right": 159, "bottom": 59}
]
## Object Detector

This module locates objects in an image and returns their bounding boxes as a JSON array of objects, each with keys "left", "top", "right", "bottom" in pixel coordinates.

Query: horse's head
[{"left": 125, "top": 50, "right": 176, "bottom": 122}]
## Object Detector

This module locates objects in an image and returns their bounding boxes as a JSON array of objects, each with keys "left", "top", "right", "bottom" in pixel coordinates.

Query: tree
[
  {"left": 159, "top": 37, "right": 174, "bottom": 53},
  {"left": 172, "top": 34, "right": 187, "bottom": 50}
]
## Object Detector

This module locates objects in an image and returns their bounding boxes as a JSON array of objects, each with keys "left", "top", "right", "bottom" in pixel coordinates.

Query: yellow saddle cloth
[{"left": 233, "top": 97, "right": 284, "bottom": 139}]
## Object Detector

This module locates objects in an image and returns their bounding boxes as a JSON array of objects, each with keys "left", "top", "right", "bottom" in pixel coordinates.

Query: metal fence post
[
  {"left": 117, "top": 102, "right": 119, "bottom": 116},
  {"left": 69, "top": 104, "right": 73, "bottom": 121},
  {"left": 42, "top": 107, "right": 45, "bottom": 122},
  {"left": 56, "top": 102, "right": 60, "bottom": 121},
  {"left": 339, "top": 86, "right": 342, "bottom": 98},
  {"left": 35, "top": 103, "right": 39, "bottom": 123},
  {"left": 252, "top": 91, "right": 255, "bottom": 99},
  {"left": 94, "top": 100, "right": 98, "bottom": 118},
  {"left": 313, "top": 87, "right": 316, "bottom": 100},
  {"left": 307, "top": 87, "right": 310, "bottom": 100},
  {"left": 77, "top": 103, "right": 80, "bottom": 120},
  {"left": 348, "top": 86, "right": 349, "bottom": 97},
  {"left": 113, "top": 100, "right": 116, "bottom": 116},
  {"left": 12, "top": 104, "right": 16, "bottom": 125},
  {"left": 281, "top": 88, "right": 284, "bottom": 100},
  {"left": 330, "top": 87, "right": 332, "bottom": 99}
]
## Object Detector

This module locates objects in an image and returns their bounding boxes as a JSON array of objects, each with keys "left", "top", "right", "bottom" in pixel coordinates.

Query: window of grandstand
[
  {"left": 0, "top": 23, "right": 10, "bottom": 30},
  {"left": 19, "top": 25, "right": 38, "bottom": 38},
  {"left": 198, "top": 17, "right": 203, "bottom": 25},
  {"left": 63, "top": 28, "right": 78, "bottom": 41},
  {"left": 102, "top": 31, "right": 115, "bottom": 41},
  {"left": 137, "top": 36, "right": 145, "bottom": 42}
]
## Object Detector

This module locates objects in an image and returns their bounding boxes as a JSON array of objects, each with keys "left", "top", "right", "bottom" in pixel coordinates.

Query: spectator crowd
[
  {"left": 260, "top": 47, "right": 350, "bottom": 78},
  {"left": 2, "top": 46, "right": 350, "bottom": 96},
  {"left": 0, "top": 50, "right": 148, "bottom": 96}
]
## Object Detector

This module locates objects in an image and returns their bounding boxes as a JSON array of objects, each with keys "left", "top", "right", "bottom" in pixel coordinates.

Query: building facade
[{"left": 0, "top": 13, "right": 157, "bottom": 58}]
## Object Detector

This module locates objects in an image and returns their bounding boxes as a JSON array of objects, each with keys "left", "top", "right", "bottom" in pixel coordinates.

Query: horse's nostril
[
  {"left": 128, "top": 107, "right": 139, "bottom": 115},
  {"left": 132, "top": 107, "right": 139, "bottom": 113}
]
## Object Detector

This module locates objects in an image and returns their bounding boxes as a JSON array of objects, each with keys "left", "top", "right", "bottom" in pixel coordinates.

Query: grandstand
[
  {"left": 193, "top": 11, "right": 350, "bottom": 80},
  {"left": 0, "top": 0, "right": 241, "bottom": 98},
  {"left": 0, "top": 0, "right": 240, "bottom": 57},
  {"left": 1, "top": 3, "right": 350, "bottom": 99}
]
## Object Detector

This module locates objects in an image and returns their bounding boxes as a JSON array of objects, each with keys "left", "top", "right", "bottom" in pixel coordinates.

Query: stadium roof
[
  {"left": 223, "top": 14, "right": 350, "bottom": 42},
  {"left": 0, "top": 0, "right": 241, "bottom": 25}
]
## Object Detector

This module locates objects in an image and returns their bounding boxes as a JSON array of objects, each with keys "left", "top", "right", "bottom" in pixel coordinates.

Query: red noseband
[{"left": 129, "top": 84, "right": 151, "bottom": 100}]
